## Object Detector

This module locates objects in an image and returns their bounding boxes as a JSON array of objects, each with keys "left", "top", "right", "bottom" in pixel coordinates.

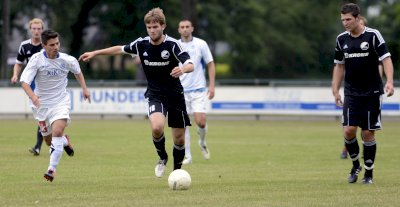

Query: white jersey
[
  {"left": 179, "top": 37, "right": 213, "bottom": 92},
  {"left": 20, "top": 51, "right": 81, "bottom": 108}
]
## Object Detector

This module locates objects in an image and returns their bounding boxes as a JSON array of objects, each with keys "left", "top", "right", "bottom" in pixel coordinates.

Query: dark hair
[
  {"left": 341, "top": 3, "right": 360, "bottom": 17},
  {"left": 179, "top": 19, "right": 193, "bottom": 26},
  {"left": 41, "top": 29, "right": 59, "bottom": 45}
]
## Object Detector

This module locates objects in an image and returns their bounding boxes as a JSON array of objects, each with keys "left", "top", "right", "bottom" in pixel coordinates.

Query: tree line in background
[{"left": 1, "top": 0, "right": 399, "bottom": 80}]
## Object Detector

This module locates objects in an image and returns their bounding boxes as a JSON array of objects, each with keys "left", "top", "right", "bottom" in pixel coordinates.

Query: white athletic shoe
[
  {"left": 182, "top": 158, "right": 192, "bottom": 165},
  {"left": 199, "top": 145, "right": 210, "bottom": 160},
  {"left": 154, "top": 159, "right": 167, "bottom": 178}
]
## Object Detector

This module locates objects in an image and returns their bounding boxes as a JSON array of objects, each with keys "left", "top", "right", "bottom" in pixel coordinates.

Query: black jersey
[
  {"left": 334, "top": 27, "right": 390, "bottom": 96},
  {"left": 16, "top": 39, "right": 42, "bottom": 64},
  {"left": 123, "top": 35, "right": 192, "bottom": 109}
]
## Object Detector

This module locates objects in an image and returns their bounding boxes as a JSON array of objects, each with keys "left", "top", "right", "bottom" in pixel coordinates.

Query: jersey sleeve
[
  {"left": 174, "top": 42, "right": 192, "bottom": 65},
  {"left": 373, "top": 30, "right": 391, "bottom": 61},
  {"left": 16, "top": 43, "right": 26, "bottom": 64},
  {"left": 122, "top": 38, "right": 140, "bottom": 56},
  {"left": 69, "top": 57, "right": 82, "bottom": 74},
  {"left": 334, "top": 37, "right": 345, "bottom": 64},
  {"left": 19, "top": 54, "right": 39, "bottom": 85},
  {"left": 200, "top": 40, "right": 214, "bottom": 64}
]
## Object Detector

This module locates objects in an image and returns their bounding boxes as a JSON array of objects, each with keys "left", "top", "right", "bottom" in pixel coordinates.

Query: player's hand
[
  {"left": 78, "top": 52, "right": 94, "bottom": 62},
  {"left": 208, "top": 87, "right": 215, "bottom": 100},
  {"left": 334, "top": 93, "right": 343, "bottom": 107},
  {"left": 10, "top": 75, "right": 18, "bottom": 84},
  {"left": 82, "top": 89, "right": 91, "bottom": 103},
  {"left": 170, "top": 67, "right": 183, "bottom": 78},
  {"left": 385, "top": 82, "right": 394, "bottom": 97},
  {"left": 31, "top": 95, "right": 41, "bottom": 108}
]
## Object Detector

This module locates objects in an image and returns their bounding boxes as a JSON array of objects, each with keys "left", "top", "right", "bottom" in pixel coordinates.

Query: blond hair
[
  {"left": 359, "top": 15, "right": 368, "bottom": 26},
  {"left": 29, "top": 18, "right": 44, "bottom": 29},
  {"left": 144, "top": 8, "right": 166, "bottom": 25}
]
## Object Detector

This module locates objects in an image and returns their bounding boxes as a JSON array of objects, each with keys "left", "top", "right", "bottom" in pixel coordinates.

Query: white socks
[
  {"left": 49, "top": 137, "right": 63, "bottom": 170},
  {"left": 62, "top": 135, "right": 68, "bottom": 146},
  {"left": 185, "top": 123, "right": 208, "bottom": 160},
  {"left": 198, "top": 124, "right": 208, "bottom": 147},
  {"left": 184, "top": 127, "right": 192, "bottom": 159}
]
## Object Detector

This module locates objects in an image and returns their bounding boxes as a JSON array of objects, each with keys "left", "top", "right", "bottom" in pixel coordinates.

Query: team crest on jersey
[
  {"left": 161, "top": 50, "right": 170, "bottom": 59},
  {"left": 360, "top": 42, "right": 369, "bottom": 50}
]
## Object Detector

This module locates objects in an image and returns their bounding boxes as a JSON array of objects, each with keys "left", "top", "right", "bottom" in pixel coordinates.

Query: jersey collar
[
  {"left": 43, "top": 51, "right": 60, "bottom": 59},
  {"left": 179, "top": 37, "right": 193, "bottom": 43}
]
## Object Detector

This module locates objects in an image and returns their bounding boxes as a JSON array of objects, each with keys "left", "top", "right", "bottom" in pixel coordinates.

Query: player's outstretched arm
[{"left": 79, "top": 46, "right": 124, "bottom": 62}]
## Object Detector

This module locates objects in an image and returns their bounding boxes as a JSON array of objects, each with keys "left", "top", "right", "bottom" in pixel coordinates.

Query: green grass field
[{"left": 1, "top": 118, "right": 399, "bottom": 207}]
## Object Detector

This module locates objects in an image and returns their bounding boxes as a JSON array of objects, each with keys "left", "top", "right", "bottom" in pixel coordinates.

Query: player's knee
[
  {"left": 173, "top": 135, "right": 185, "bottom": 145},
  {"left": 194, "top": 115, "right": 206, "bottom": 126},
  {"left": 52, "top": 128, "right": 64, "bottom": 137},
  {"left": 44, "top": 136, "right": 52, "bottom": 146},
  {"left": 152, "top": 127, "right": 164, "bottom": 138},
  {"left": 361, "top": 131, "right": 375, "bottom": 141},
  {"left": 197, "top": 121, "right": 206, "bottom": 128},
  {"left": 343, "top": 128, "right": 356, "bottom": 139},
  {"left": 150, "top": 120, "right": 164, "bottom": 136}
]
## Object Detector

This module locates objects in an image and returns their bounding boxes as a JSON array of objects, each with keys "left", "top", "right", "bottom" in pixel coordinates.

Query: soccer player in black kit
[
  {"left": 11, "top": 18, "right": 45, "bottom": 156},
  {"left": 332, "top": 3, "right": 394, "bottom": 184},
  {"left": 79, "top": 7, "right": 194, "bottom": 178}
]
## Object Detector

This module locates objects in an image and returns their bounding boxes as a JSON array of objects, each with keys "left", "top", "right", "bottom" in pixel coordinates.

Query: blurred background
[{"left": 1, "top": 0, "right": 399, "bottom": 84}]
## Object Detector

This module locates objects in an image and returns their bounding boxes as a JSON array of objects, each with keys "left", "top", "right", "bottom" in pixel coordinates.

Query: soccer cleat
[
  {"left": 182, "top": 158, "right": 192, "bottom": 165},
  {"left": 199, "top": 145, "right": 210, "bottom": 160},
  {"left": 340, "top": 150, "right": 348, "bottom": 159},
  {"left": 154, "top": 159, "right": 167, "bottom": 178},
  {"left": 63, "top": 135, "right": 74, "bottom": 157},
  {"left": 348, "top": 166, "right": 362, "bottom": 183},
  {"left": 44, "top": 169, "right": 56, "bottom": 182},
  {"left": 29, "top": 147, "right": 40, "bottom": 156},
  {"left": 362, "top": 177, "right": 373, "bottom": 184}
]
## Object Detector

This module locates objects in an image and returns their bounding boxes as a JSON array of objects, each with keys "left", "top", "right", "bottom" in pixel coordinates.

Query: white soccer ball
[{"left": 168, "top": 169, "right": 191, "bottom": 190}]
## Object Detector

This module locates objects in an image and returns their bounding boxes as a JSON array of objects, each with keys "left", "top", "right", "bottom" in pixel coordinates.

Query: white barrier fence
[{"left": 1, "top": 86, "right": 400, "bottom": 116}]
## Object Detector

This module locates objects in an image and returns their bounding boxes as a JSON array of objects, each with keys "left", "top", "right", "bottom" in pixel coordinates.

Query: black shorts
[
  {"left": 342, "top": 95, "right": 382, "bottom": 130},
  {"left": 146, "top": 98, "right": 191, "bottom": 128}
]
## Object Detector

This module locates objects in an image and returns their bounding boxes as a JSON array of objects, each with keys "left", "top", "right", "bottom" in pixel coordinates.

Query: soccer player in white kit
[
  {"left": 20, "top": 30, "right": 91, "bottom": 182},
  {"left": 178, "top": 20, "right": 216, "bottom": 164}
]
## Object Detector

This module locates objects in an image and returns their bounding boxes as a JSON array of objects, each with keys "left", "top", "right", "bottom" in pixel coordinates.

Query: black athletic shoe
[
  {"left": 44, "top": 169, "right": 55, "bottom": 182},
  {"left": 64, "top": 135, "right": 74, "bottom": 156},
  {"left": 28, "top": 147, "right": 40, "bottom": 156},
  {"left": 362, "top": 177, "right": 373, "bottom": 184},
  {"left": 348, "top": 166, "right": 362, "bottom": 183}
]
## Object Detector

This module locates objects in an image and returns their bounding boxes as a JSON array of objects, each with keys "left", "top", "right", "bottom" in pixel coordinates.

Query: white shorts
[
  {"left": 184, "top": 89, "right": 208, "bottom": 114},
  {"left": 32, "top": 102, "right": 71, "bottom": 136}
]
